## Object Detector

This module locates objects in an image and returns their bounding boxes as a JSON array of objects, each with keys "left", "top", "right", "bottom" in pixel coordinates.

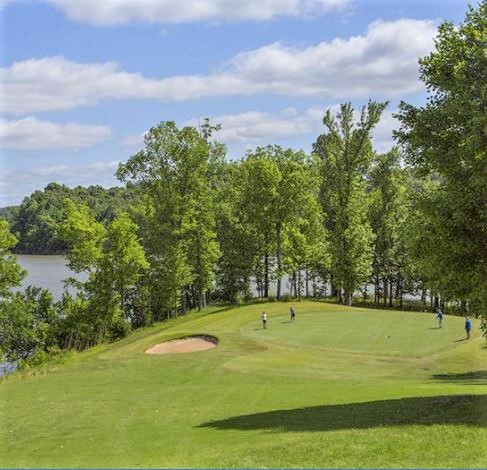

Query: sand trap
[{"left": 145, "top": 335, "right": 218, "bottom": 355}]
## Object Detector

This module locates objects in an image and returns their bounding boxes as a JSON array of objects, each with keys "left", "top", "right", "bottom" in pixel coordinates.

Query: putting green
[{"left": 240, "top": 308, "right": 468, "bottom": 356}]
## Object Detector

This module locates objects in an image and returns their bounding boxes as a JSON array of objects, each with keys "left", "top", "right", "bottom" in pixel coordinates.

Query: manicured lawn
[{"left": 1, "top": 301, "right": 486, "bottom": 468}]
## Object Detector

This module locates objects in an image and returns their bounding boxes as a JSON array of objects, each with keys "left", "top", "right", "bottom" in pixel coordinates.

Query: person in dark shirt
[
  {"left": 436, "top": 309, "right": 444, "bottom": 328},
  {"left": 465, "top": 317, "right": 472, "bottom": 339}
]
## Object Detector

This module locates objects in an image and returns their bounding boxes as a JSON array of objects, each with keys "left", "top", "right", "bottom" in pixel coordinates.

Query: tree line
[
  {"left": 1, "top": 1, "right": 486, "bottom": 366},
  {"left": 1, "top": 183, "right": 132, "bottom": 254}
]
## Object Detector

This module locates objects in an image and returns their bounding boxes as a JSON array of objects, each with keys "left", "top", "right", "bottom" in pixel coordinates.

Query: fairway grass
[{"left": 1, "top": 301, "right": 486, "bottom": 468}]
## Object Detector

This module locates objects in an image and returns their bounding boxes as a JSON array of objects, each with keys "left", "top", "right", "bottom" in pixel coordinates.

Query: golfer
[
  {"left": 436, "top": 309, "right": 444, "bottom": 328},
  {"left": 290, "top": 306, "right": 296, "bottom": 321},
  {"left": 262, "top": 311, "right": 267, "bottom": 329},
  {"left": 465, "top": 317, "right": 472, "bottom": 339}
]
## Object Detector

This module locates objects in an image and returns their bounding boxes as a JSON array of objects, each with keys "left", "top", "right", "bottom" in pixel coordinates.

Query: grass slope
[{"left": 1, "top": 301, "right": 486, "bottom": 468}]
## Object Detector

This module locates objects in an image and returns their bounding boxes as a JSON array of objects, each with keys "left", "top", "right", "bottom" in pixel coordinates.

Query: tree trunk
[
  {"left": 331, "top": 275, "right": 338, "bottom": 297},
  {"left": 305, "top": 269, "right": 309, "bottom": 298},
  {"left": 264, "top": 253, "right": 269, "bottom": 298},
  {"left": 182, "top": 291, "right": 188, "bottom": 314},
  {"left": 298, "top": 268, "right": 302, "bottom": 299},
  {"left": 399, "top": 277, "right": 403, "bottom": 310},
  {"left": 276, "top": 222, "right": 282, "bottom": 300},
  {"left": 343, "top": 287, "right": 352, "bottom": 306},
  {"left": 199, "top": 291, "right": 206, "bottom": 310},
  {"left": 388, "top": 280, "right": 393, "bottom": 308},
  {"left": 383, "top": 278, "right": 388, "bottom": 305},
  {"left": 120, "top": 288, "right": 125, "bottom": 315}
]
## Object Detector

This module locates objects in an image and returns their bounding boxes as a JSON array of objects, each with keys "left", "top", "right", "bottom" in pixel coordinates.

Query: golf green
[
  {"left": 1, "top": 301, "right": 486, "bottom": 468},
  {"left": 241, "top": 306, "right": 468, "bottom": 356}
]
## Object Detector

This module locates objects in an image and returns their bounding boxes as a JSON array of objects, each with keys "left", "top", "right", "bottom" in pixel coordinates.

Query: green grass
[{"left": 1, "top": 301, "right": 486, "bottom": 468}]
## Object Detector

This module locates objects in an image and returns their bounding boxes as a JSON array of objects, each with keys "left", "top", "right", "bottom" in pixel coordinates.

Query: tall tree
[
  {"left": 314, "top": 102, "right": 387, "bottom": 305},
  {"left": 117, "top": 121, "right": 221, "bottom": 316},
  {"left": 369, "top": 148, "right": 409, "bottom": 306},
  {"left": 59, "top": 201, "right": 148, "bottom": 347},
  {"left": 395, "top": 1, "right": 487, "bottom": 320}
]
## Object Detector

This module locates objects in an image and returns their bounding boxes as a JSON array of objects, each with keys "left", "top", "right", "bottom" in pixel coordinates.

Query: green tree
[
  {"left": 314, "top": 102, "right": 387, "bottom": 305},
  {"left": 59, "top": 202, "right": 148, "bottom": 347},
  {"left": 117, "top": 121, "right": 221, "bottom": 316},
  {"left": 7, "top": 183, "right": 131, "bottom": 255},
  {"left": 0, "top": 218, "right": 26, "bottom": 296},
  {"left": 0, "top": 287, "right": 57, "bottom": 366},
  {"left": 369, "top": 148, "right": 409, "bottom": 306},
  {"left": 98, "top": 213, "right": 149, "bottom": 314},
  {"left": 214, "top": 162, "right": 254, "bottom": 302},
  {"left": 395, "top": 1, "right": 487, "bottom": 320}
]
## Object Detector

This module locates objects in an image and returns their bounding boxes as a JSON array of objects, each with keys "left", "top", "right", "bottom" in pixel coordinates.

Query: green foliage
[
  {"left": 117, "top": 121, "right": 221, "bottom": 316},
  {"left": 0, "top": 218, "right": 26, "bottom": 296},
  {"left": 58, "top": 203, "right": 148, "bottom": 349},
  {"left": 6, "top": 183, "right": 131, "bottom": 254},
  {"left": 314, "top": 101, "right": 387, "bottom": 305},
  {"left": 0, "top": 287, "right": 57, "bottom": 365},
  {"left": 60, "top": 199, "right": 106, "bottom": 273},
  {"left": 233, "top": 146, "right": 327, "bottom": 299},
  {"left": 395, "top": 1, "right": 487, "bottom": 316}
]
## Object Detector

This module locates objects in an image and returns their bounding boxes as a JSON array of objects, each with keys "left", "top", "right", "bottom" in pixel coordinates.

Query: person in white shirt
[{"left": 261, "top": 311, "right": 267, "bottom": 329}]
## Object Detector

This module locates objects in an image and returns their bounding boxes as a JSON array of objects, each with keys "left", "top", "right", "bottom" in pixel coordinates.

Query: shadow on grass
[
  {"left": 432, "top": 371, "right": 487, "bottom": 384},
  {"left": 198, "top": 395, "right": 487, "bottom": 432}
]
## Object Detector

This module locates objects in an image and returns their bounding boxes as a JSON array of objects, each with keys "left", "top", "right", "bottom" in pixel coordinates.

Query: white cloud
[
  {"left": 372, "top": 110, "right": 398, "bottom": 153},
  {"left": 124, "top": 105, "right": 396, "bottom": 153},
  {"left": 0, "top": 161, "right": 121, "bottom": 206},
  {"left": 186, "top": 107, "right": 325, "bottom": 143},
  {"left": 0, "top": 117, "right": 112, "bottom": 150},
  {"left": 122, "top": 132, "right": 146, "bottom": 148},
  {"left": 43, "top": 0, "right": 351, "bottom": 25},
  {"left": 1, "top": 19, "right": 436, "bottom": 114}
]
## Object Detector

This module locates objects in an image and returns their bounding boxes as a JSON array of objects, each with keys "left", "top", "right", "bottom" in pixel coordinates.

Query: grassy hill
[{"left": 1, "top": 301, "right": 486, "bottom": 468}]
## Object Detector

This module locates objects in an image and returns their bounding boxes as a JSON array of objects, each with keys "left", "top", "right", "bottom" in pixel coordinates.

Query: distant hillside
[{"left": 3, "top": 183, "right": 134, "bottom": 254}]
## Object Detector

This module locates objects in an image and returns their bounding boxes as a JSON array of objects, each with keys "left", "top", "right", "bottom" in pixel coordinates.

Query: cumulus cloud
[
  {"left": 1, "top": 19, "right": 436, "bottom": 114},
  {"left": 371, "top": 111, "right": 399, "bottom": 153},
  {"left": 0, "top": 117, "right": 112, "bottom": 150},
  {"left": 43, "top": 0, "right": 351, "bottom": 25},
  {"left": 124, "top": 105, "right": 396, "bottom": 153},
  {"left": 0, "top": 161, "right": 121, "bottom": 206},
  {"left": 186, "top": 107, "right": 325, "bottom": 143}
]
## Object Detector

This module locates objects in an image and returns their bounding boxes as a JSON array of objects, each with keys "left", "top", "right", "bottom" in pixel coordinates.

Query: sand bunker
[{"left": 145, "top": 335, "right": 218, "bottom": 355}]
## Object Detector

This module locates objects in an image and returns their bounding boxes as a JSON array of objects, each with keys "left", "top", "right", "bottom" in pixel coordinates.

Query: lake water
[
  {"left": 16, "top": 255, "right": 81, "bottom": 300},
  {"left": 15, "top": 255, "right": 300, "bottom": 300}
]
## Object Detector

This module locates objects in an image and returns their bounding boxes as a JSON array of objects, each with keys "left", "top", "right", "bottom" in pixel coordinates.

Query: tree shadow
[
  {"left": 197, "top": 395, "right": 487, "bottom": 432},
  {"left": 432, "top": 371, "right": 487, "bottom": 384}
]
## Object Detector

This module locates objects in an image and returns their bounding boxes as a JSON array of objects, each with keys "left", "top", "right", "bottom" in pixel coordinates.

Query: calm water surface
[{"left": 16, "top": 255, "right": 83, "bottom": 300}]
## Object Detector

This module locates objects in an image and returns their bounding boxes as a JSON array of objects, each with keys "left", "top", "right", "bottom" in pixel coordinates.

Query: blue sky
[{"left": 0, "top": 0, "right": 472, "bottom": 206}]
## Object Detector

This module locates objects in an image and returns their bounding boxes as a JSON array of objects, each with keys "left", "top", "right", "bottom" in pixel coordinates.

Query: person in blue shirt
[
  {"left": 436, "top": 309, "right": 444, "bottom": 328},
  {"left": 465, "top": 317, "right": 472, "bottom": 339}
]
